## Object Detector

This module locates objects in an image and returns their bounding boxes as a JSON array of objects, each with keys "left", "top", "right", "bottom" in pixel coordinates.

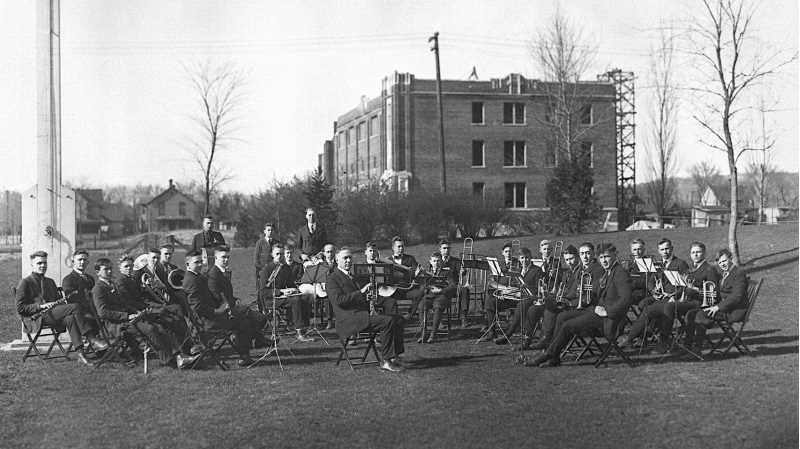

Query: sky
[{"left": 0, "top": 0, "right": 797, "bottom": 195}]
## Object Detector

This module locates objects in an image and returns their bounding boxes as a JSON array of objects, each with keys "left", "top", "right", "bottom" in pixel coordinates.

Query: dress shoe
[
  {"left": 379, "top": 360, "right": 404, "bottom": 372},
  {"left": 176, "top": 353, "right": 199, "bottom": 369},
  {"left": 77, "top": 352, "right": 94, "bottom": 366},
  {"left": 189, "top": 344, "right": 204, "bottom": 355},
  {"left": 325, "top": 321, "right": 335, "bottom": 330},
  {"left": 237, "top": 357, "right": 254, "bottom": 367},
  {"left": 494, "top": 335, "right": 510, "bottom": 345},
  {"left": 616, "top": 335, "right": 631, "bottom": 349},
  {"left": 89, "top": 337, "right": 109, "bottom": 351},
  {"left": 655, "top": 335, "right": 672, "bottom": 354},
  {"left": 524, "top": 352, "right": 556, "bottom": 367},
  {"left": 531, "top": 339, "right": 550, "bottom": 350},
  {"left": 295, "top": 334, "right": 315, "bottom": 343}
]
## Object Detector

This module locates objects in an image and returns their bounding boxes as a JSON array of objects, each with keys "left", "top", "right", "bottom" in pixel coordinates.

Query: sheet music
[
  {"left": 635, "top": 257, "right": 657, "bottom": 273},
  {"left": 485, "top": 257, "right": 503, "bottom": 277},
  {"left": 663, "top": 270, "right": 686, "bottom": 287}
]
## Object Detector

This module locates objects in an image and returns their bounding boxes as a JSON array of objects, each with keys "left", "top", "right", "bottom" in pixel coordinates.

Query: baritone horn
[{"left": 167, "top": 268, "right": 185, "bottom": 290}]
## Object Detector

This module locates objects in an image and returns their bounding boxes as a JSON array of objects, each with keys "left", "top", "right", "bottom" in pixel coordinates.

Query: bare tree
[
  {"left": 744, "top": 98, "right": 776, "bottom": 224},
  {"left": 689, "top": 160, "right": 721, "bottom": 202},
  {"left": 185, "top": 60, "right": 246, "bottom": 215},
  {"left": 688, "top": 0, "right": 796, "bottom": 263},
  {"left": 645, "top": 25, "right": 679, "bottom": 227}
]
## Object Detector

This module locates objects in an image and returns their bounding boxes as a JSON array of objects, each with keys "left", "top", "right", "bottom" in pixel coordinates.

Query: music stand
[
  {"left": 300, "top": 264, "right": 330, "bottom": 342},
  {"left": 249, "top": 269, "right": 296, "bottom": 372},
  {"left": 353, "top": 263, "right": 392, "bottom": 314},
  {"left": 475, "top": 257, "right": 510, "bottom": 345}
]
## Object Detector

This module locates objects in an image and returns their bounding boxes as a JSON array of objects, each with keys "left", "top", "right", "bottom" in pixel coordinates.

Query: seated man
[
  {"left": 638, "top": 238, "right": 690, "bottom": 308},
  {"left": 297, "top": 243, "right": 335, "bottom": 328},
  {"left": 62, "top": 249, "right": 95, "bottom": 308},
  {"left": 439, "top": 239, "right": 470, "bottom": 328},
  {"left": 92, "top": 258, "right": 198, "bottom": 368},
  {"left": 479, "top": 241, "right": 523, "bottom": 341},
  {"left": 183, "top": 250, "right": 258, "bottom": 366},
  {"left": 417, "top": 251, "right": 458, "bottom": 343},
  {"left": 384, "top": 236, "right": 424, "bottom": 320},
  {"left": 284, "top": 245, "right": 305, "bottom": 287},
  {"left": 363, "top": 241, "right": 397, "bottom": 316},
  {"left": 493, "top": 247, "right": 542, "bottom": 345},
  {"left": 326, "top": 247, "right": 405, "bottom": 372},
  {"left": 684, "top": 248, "right": 748, "bottom": 349},
  {"left": 16, "top": 250, "right": 105, "bottom": 364},
  {"left": 258, "top": 244, "right": 314, "bottom": 342},
  {"left": 526, "top": 243, "right": 632, "bottom": 367},
  {"left": 623, "top": 238, "right": 652, "bottom": 305}
]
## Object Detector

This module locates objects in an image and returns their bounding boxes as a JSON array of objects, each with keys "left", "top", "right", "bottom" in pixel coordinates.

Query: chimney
[{"left": 168, "top": 179, "right": 174, "bottom": 189}]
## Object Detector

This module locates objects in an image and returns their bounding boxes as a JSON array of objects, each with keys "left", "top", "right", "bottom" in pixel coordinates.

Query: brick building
[{"left": 320, "top": 72, "right": 617, "bottom": 210}]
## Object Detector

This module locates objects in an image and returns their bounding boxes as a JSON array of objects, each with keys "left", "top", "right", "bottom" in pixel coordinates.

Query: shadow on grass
[
  {"left": 743, "top": 247, "right": 799, "bottom": 266},
  {"left": 403, "top": 353, "right": 504, "bottom": 370},
  {"left": 744, "top": 254, "right": 799, "bottom": 275}
]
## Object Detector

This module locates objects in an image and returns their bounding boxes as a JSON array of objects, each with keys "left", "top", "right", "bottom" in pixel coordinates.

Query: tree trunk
[{"left": 728, "top": 163, "right": 740, "bottom": 265}]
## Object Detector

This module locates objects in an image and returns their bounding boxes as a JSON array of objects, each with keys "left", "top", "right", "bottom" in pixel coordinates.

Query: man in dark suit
[
  {"left": 526, "top": 243, "right": 632, "bottom": 367},
  {"left": 438, "top": 239, "right": 470, "bottom": 328},
  {"left": 284, "top": 245, "right": 305, "bottom": 286},
  {"left": 16, "top": 250, "right": 105, "bottom": 364},
  {"left": 327, "top": 247, "right": 405, "bottom": 372},
  {"left": 183, "top": 250, "right": 255, "bottom": 366},
  {"left": 191, "top": 215, "right": 226, "bottom": 266},
  {"left": 253, "top": 222, "right": 280, "bottom": 287},
  {"left": 417, "top": 251, "right": 458, "bottom": 343},
  {"left": 62, "top": 249, "right": 95, "bottom": 308},
  {"left": 479, "top": 241, "right": 524, "bottom": 341},
  {"left": 384, "top": 236, "right": 425, "bottom": 320},
  {"left": 493, "top": 247, "right": 543, "bottom": 345},
  {"left": 297, "top": 208, "right": 327, "bottom": 263},
  {"left": 256, "top": 244, "right": 313, "bottom": 342},
  {"left": 684, "top": 248, "right": 748, "bottom": 349}
]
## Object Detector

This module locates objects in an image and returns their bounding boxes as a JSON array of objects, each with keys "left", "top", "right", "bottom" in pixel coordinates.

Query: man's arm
[
  {"left": 93, "top": 285, "right": 129, "bottom": 322},
  {"left": 605, "top": 269, "right": 632, "bottom": 319},
  {"left": 718, "top": 270, "right": 748, "bottom": 312},
  {"left": 326, "top": 273, "right": 364, "bottom": 309},
  {"left": 15, "top": 278, "right": 40, "bottom": 316},
  {"left": 207, "top": 268, "right": 232, "bottom": 306}
]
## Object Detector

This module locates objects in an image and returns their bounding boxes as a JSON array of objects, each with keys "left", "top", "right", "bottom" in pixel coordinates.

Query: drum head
[{"left": 378, "top": 285, "right": 397, "bottom": 297}]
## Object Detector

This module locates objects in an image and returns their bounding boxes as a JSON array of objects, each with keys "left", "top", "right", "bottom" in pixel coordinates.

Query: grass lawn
[{"left": 0, "top": 224, "right": 797, "bottom": 449}]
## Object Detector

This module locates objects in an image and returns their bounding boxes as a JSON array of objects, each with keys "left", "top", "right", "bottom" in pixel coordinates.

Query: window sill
[
  {"left": 471, "top": 122, "right": 486, "bottom": 126},
  {"left": 501, "top": 123, "right": 526, "bottom": 126},
  {"left": 502, "top": 165, "right": 528, "bottom": 169},
  {"left": 471, "top": 165, "right": 486, "bottom": 168}
]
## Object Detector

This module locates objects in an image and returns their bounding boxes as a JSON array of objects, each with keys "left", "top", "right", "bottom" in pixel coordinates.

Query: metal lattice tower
[{"left": 599, "top": 69, "right": 636, "bottom": 230}]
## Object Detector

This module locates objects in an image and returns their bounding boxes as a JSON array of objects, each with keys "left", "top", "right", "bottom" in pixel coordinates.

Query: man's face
[
  {"left": 216, "top": 251, "right": 231, "bottom": 269},
  {"left": 631, "top": 243, "right": 644, "bottom": 258},
  {"left": 690, "top": 246, "right": 705, "bottom": 264},
  {"left": 31, "top": 256, "right": 47, "bottom": 275},
  {"left": 579, "top": 247, "right": 593, "bottom": 266},
  {"left": 159, "top": 248, "right": 173, "bottom": 263},
  {"left": 264, "top": 226, "right": 274, "bottom": 238},
  {"left": 540, "top": 242, "right": 551, "bottom": 258},
  {"left": 187, "top": 256, "right": 203, "bottom": 273},
  {"left": 658, "top": 243, "right": 673, "bottom": 260},
  {"left": 365, "top": 246, "right": 377, "bottom": 261},
  {"left": 119, "top": 260, "right": 133, "bottom": 277},
  {"left": 336, "top": 250, "right": 352, "bottom": 272},
  {"left": 502, "top": 247, "right": 512, "bottom": 260},
  {"left": 306, "top": 210, "right": 315, "bottom": 223},
  {"left": 73, "top": 253, "right": 88, "bottom": 272},
  {"left": 440, "top": 244, "right": 450, "bottom": 258},
  {"left": 563, "top": 253, "right": 578, "bottom": 268},
  {"left": 323, "top": 244, "right": 335, "bottom": 262},
  {"left": 717, "top": 254, "right": 731, "bottom": 272},
  {"left": 271, "top": 247, "right": 284, "bottom": 264},
  {"left": 202, "top": 218, "right": 213, "bottom": 231},
  {"left": 284, "top": 248, "right": 293, "bottom": 262},
  {"left": 599, "top": 251, "right": 616, "bottom": 269},
  {"left": 392, "top": 241, "right": 404, "bottom": 256},
  {"left": 519, "top": 254, "right": 532, "bottom": 267},
  {"left": 147, "top": 252, "right": 159, "bottom": 268},
  {"left": 430, "top": 257, "right": 442, "bottom": 272},
  {"left": 97, "top": 265, "right": 112, "bottom": 280}
]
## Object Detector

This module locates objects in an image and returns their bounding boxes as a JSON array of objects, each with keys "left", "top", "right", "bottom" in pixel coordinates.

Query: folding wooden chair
[
  {"left": 335, "top": 332, "right": 381, "bottom": 370},
  {"left": 592, "top": 321, "right": 636, "bottom": 368},
  {"left": 185, "top": 308, "right": 235, "bottom": 371},
  {"left": 561, "top": 333, "right": 602, "bottom": 362},
  {"left": 708, "top": 278, "right": 762, "bottom": 356},
  {"left": 13, "top": 287, "right": 72, "bottom": 362}
]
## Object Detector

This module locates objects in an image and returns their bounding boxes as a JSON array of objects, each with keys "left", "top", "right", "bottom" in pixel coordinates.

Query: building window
[
  {"left": 178, "top": 202, "right": 186, "bottom": 216},
  {"left": 471, "top": 102, "right": 484, "bottom": 124},
  {"left": 471, "top": 140, "right": 485, "bottom": 167},
  {"left": 359, "top": 122, "right": 367, "bottom": 141},
  {"left": 346, "top": 128, "right": 351, "bottom": 147},
  {"left": 503, "top": 141, "right": 526, "bottom": 167},
  {"left": 504, "top": 183, "right": 526, "bottom": 208},
  {"left": 472, "top": 182, "right": 485, "bottom": 199},
  {"left": 370, "top": 116, "right": 378, "bottom": 137},
  {"left": 580, "top": 104, "right": 593, "bottom": 125},
  {"left": 158, "top": 202, "right": 165, "bottom": 216},
  {"left": 545, "top": 145, "right": 557, "bottom": 168},
  {"left": 580, "top": 141, "right": 594, "bottom": 167},
  {"left": 503, "top": 102, "right": 525, "bottom": 124},
  {"left": 545, "top": 103, "right": 554, "bottom": 123}
]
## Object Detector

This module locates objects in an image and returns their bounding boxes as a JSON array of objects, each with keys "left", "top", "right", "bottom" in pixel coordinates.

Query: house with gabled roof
[{"left": 140, "top": 179, "right": 199, "bottom": 232}]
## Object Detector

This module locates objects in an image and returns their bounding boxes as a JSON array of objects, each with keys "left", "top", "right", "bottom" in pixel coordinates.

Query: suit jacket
[
  {"left": 717, "top": 266, "right": 748, "bottom": 313},
  {"left": 207, "top": 264, "right": 235, "bottom": 309},
  {"left": 685, "top": 260, "right": 721, "bottom": 302},
  {"left": 326, "top": 267, "right": 370, "bottom": 339},
  {"left": 596, "top": 262, "right": 632, "bottom": 321},
  {"left": 498, "top": 257, "right": 521, "bottom": 275},
  {"left": 183, "top": 269, "right": 218, "bottom": 321},
  {"left": 258, "top": 262, "right": 294, "bottom": 300},
  {"left": 658, "top": 257, "right": 690, "bottom": 295},
  {"left": 16, "top": 273, "right": 60, "bottom": 333},
  {"left": 423, "top": 266, "right": 458, "bottom": 299},
  {"left": 117, "top": 275, "right": 149, "bottom": 310},
  {"left": 287, "top": 261, "right": 304, "bottom": 286},
  {"left": 296, "top": 224, "right": 327, "bottom": 258},
  {"left": 253, "top": 237, "right": 280, "bottom": 273},
  {"left": 385, "top": 254, "right": 419, "bottom": 286},
  {"left": 62, "top": 270, "right": 95, "bottom": 306},
  {"left": 92, "top": 279, "right": 136, "bottom": 323},
  {"left": 191, "top": 230, "right": 226, "bottom": 260}
]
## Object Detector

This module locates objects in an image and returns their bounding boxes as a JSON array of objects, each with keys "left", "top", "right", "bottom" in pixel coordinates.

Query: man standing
[
  {"left": 16, "top": 250, "right": 105, "bottom": 364},
  {"left": 191, "top": 215, "right": 226, "bottom": 266},
  {"left": 297, "top": 208, "right": 327, "bottom": 263},
  {"left": 254, "top": 222, "right": 280, "bottom": 286},
  {"left": 326, "top": 247, "right": 405, "bottom": 372}
]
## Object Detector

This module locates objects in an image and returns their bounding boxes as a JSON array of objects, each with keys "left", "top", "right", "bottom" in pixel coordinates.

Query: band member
[
  {"left": 439, "top": 239, "right": 470, "bottom": 328},
  {"left": 493, "top": 247, "right": 542, "bottom": 345},
  {"left": 538, "top": 239, "right": 554, "bottom": 282},
  {"left": 498, "top": 241, "right": 521, "bottom": 274},
  {"left": 318, "top": 243, "right": 337, "bottom": 328},
  {"left": 638, "top": 238, "right": 690, "bottom": 308},
  {"left": 254, "top": 222, "right": 280, "bottom": 285},
  {"left": 156, "top": 244, "right": 178, "bottom": 280},
  {"left": 183, "top": 250, "right": 258, "bottom": 366},
  {"left": 326, "top": 247, "right": 405, "bottom": 372},
  {"left": 479, "top": 242, "right": 522, "bottom": 341},
  {"left": 258, "top": 244, "right": 314, "bottom": 342},
  {"left": 62, "top": 249, "right": 95, "bottom": 307},
  {"left": 417, "top": 251, "right": 458, "bottom": 343},
  {"left": 297, "top": 207, "right": 328, "bottom": 263},
  {"left": 624, "top": 238, "right": 651, "bottom": 304},
  {"left": 297, "top": 243, "right": 336, "bottom": 329},
  {"left": 526, "top": 243, "right": 632, "bottom": 367},
  {"left": 284, "top": 245, "right": 305, "bottom": 286},
  {"left": 384, "top": 236, "right": 425, "bottom": 320},
  {"left": 138, "top": 248, "right": 173, "bottom": 305},
  {"left": 684, "top": 248, "right": 748, "bottom": 349},
  {"left": 16, "top": 250, "right": 105, "bottom": 364},
  {"left": 92, "top": 258, "right": 198, "bottom": 368},
  {"left": 190, "top": 215, "right": 226, "bottom": 265},
  {"left": 363, "top": 241, "right": 397, "bottom": 316}
]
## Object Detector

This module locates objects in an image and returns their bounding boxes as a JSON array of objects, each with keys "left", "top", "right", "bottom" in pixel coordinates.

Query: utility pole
[{"left": 429, "top": 32, "right": 447, "bottom": 193}]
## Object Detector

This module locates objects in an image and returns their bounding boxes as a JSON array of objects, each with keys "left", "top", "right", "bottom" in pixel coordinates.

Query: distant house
[
  {"left": 75, "top": 189, "right": 104, "bottom": 234},
  {"left": 101, "top": 202, "right": 136, "bottom": 238},
  {"left": 691, "top": 184, "right": 741, "bottom": 227},
  {"left": 141, "top": 180, "right": 199, "bottom": 232}
]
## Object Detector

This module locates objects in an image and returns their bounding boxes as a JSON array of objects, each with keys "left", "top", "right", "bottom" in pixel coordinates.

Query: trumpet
[
  {"left": 701, "top": 281, "right": 718, "bottom": 307},
  {"left": 577, "top": 272, "right": 592, "bottom": 309}
]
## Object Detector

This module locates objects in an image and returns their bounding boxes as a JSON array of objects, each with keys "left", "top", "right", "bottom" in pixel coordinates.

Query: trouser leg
[
  {"left": 365, "top": 314, "right": 404, "bottom": 360},
  {"left": 547, "top": 310, "right": 603, "bottom": 358}
]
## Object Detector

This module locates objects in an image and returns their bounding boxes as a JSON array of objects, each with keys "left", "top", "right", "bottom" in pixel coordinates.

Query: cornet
[
  {"left": 577, "top": 272, "right": 592, "bottom": 309},
  {"left": 701, "top": 281, "right": 718, "bottom": 307}
]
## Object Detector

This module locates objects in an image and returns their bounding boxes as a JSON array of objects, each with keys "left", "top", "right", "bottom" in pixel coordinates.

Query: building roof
[
  {"left": 75, "top": 188, "right": 103, "bottom": 205},
  {"left": 145, "top": 180, "right": 196, "bottom": 206},
  {"left": 101, "top": 202, "right": 136, "bottom": 222}
]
